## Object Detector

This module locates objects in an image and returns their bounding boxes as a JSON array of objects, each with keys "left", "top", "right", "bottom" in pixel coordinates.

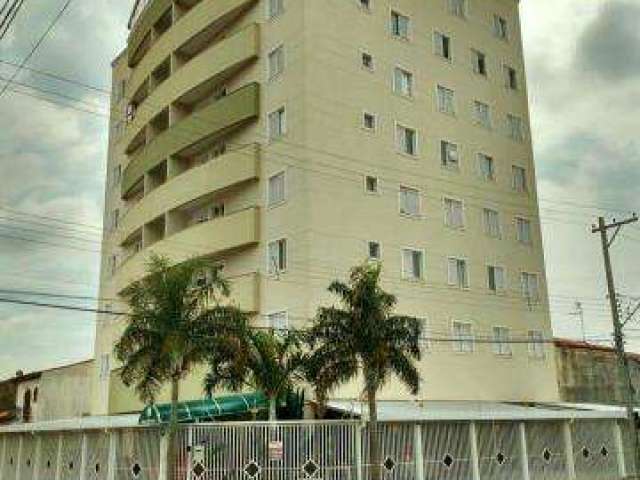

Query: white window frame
[
  {"left": 528, "top": 330, "right": 546, "bottom": 359},
  {"left": 364, "top": 175, "right": 380, "bottom": 195},
  {"left": 447, "top": 256, "right": 470, "bottom": 289},
  {"left": 477, "top": 153, "right": 495, "bottom": 181},
  {"left": 448, "top": 0, "right": 467, "bottom": 18},
  {"left": 473, "top": 100, "right": 492, "bottom": 129},
  {"left": 486, "top": 264, "right": 506, "bottom": 293},
  {"left": 471, "top": 49, "right": 487, "bottom": 76},
  {"left": 492, "top": 326, "right": 513, "bottom": 357},
  {"left": 443, "top": 197, "right": 465, "bottom": 229},
  {"left": 358, "top": 0, "right": 373, "bottom": 12},
  {"left": 521, "top": 271, "right": 540, "bottom": 303},
  {"left": 515, "top": 216, "right": 533, "bottom": 245},
  {"left": 267, "top": 310, "right": 289, "bottom": 331},
  {"left": 267, "top": 106, "right": 287, "bottom": 141},
  {"left": 393, "top": 66, "right": 414, "bottom": 98},
  {"left": 267, "top": 170, "right": 287, "bottom": 208},
  {"left": 395, "top": 122, "right": 418, "bottom": 157},
  {"left": 362, "top": 111, "right": 378, "bottom": 132},
  {"left": 494, "top": 14, "right": 509, "bottom": 41},
  {"left": 368, "top": 240, "right": 381, "bottom": 261},
  {"left": 401, "top": 247, "right": 425, "bottom": 281},
  {"left": 452, "top": 320, "right": 474, "bottom": 353},
  {"left": 421, "top": 317, "right": 432, "bottom": 352},
  {"left": 441, "top": 140, "right": 461, "bottom": 170},
  {"left": 267, "top": 237, "right": 288, "bottom": 275},
  {"left": 507, "top": 114, "right": 525, "bottom": 142},
  {"left": 483, "top": 208, "right": 502, "bottom": 238},
  {"left": 512, "top": 165, "right": 528, "bottom": 192},
  {"left": 503, "top": 64, "right": 518, "bottom": 90},
  {"left": 433, "top": 31, "right": 452, "bottom": 61},
  {"left": 266, "top": 0, "right": 284, "bottom": 19},
  {"left": 390, "top": 9, "right": 410, "bottom": 40},
  {"left": 436, "top": 84, "right": 456, "bottom": 115},
  {"left": 267, "top": 44, "right": 285, "bottom": 81},
  {"left": 399, "top": 185, "right": 421, "bottom": 217}
]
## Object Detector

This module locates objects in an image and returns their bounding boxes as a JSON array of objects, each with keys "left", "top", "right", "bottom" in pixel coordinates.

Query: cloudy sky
[{"left": 0, "top": 0, "right": 639, "bottom": 379}]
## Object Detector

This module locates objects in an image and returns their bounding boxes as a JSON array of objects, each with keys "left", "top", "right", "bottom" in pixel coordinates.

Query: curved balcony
[
  {"left": 122, "top": 82, "right": 260, "bottom": 198},
  {"left": 123, "top": 23, "right": 259, "bottom": 152},
  {"left": 114, "top": 206, "right": 260, "bottom": 293},
  {"left": 128, "top": 0, "right": 258, "bottom": 81},
  {"left": 117, "top": 144, "right": 260, "bottom": 245}
]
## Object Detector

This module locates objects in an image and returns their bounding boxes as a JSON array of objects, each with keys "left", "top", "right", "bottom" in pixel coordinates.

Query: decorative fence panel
[
  {"left": 421, "top": 422, "right": 473, "bottom": 480},
  {"left": 39, "top": 433, "right": 60, "bottom": 480},
  {"left": 476, "top": 422, "right": 522, "bottom": 480}
]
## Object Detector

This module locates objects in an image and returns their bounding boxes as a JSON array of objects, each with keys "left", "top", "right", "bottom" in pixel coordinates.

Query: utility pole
[
  {"left": 570, "top": 301, "right": 586, "bottom": 342},
  {"left": 592, "top": 214, "right": 639, "bottom": 477}
]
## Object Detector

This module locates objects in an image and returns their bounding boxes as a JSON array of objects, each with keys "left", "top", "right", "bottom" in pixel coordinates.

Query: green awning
[{"left": 139, "top": 392, "right": 268, "bottom": 424}]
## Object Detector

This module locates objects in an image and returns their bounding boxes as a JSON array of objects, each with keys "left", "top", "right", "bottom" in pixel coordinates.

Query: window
[
  {"left": 448, "top": 0, "right": 467, "bottom": 18},
  {"left": 493, "top": 15, "right": 508, "bottom": 40},
  {"left": 487, "top": 265, "right": 505, "bottom": 292},
  {"left": 444, "top": 198, "right": 464, "bottom": 229},
  {"left": 268, "top": 171, "right": 286, "bottom": 206},
  {"left": 437, "top": 85, "right": 455, "bottom": 115},
  {"left": 507, "top": 114, "right": 525, "bottom": 141},
  {"left": 268, "top": 0, "right": 284, "bottom": 18},
  {"left": 361, "top": 51, "right": 374, "bottom": 70},
  {"left": 99, "top": 354, "right": 110, "bottom": 380},
  {"left": 368, "top": 241, "right": 381, "bottom": 260},
  {"left": 516, "top": 217, "right": 532, "bottom": 244},
  {"left": 483, "top": 208, "right": 501, "bottom": 238},
  {"left": 434, "top": 32, "right": 451, "bottom": 60},
  {"left": 453, "top": 321, "right": 473, "bottom": 353},
  {"left": 390, "top": 11, "right": 410, "bottom": 39},
  {"left": 448, "top": 257, "right": 469, "bottom": 288},
  {"left": 268, "top": 311, "right": 288, "bottom": 331},
  {"left": 441, "top": 141, "right": 460, "bottom": 169},
  {"left": 359, "top": 0, "right": 371, "bottom": 10},
  {"left": 192, "top": 203, "right": 225, "bottom": 224},
  {"left": 396, "top": 124, "right": 417, "bottom": 156},
  {"left": 363, "top": 112, "right": 377, "bottom": 131},
  {"left": 493, "top": 327, "right": 512, "bottom": 356},
  {"left": 528, "top": 330, "right": 545, "bottom": 358},
  {"left": 268, "top": 45, "right": 285, "bottom": 80},
  {"left": 365, "top": 175, "right": 379, "bottom": 194},
  {"left": 512, "top": 166, "right": 527, "bottom": 193},
  {"left": 472, "top": 49, "right": 487, "bottom": 76},
  {"left": 268, "top": 107, "right": 286, "bottom": 140},
  {"left": 393, "top": 67, "right": 413, "bottom": 97},
  {"left": 473, "top": 101, "right": 491, "bottom": 128},
  {"left": 521, "top": 272, "right": 540, "bottom": 301},
  {"left": 504, "top": 65, "right": 518, "bottom": 90},
  {"left": 421, "top": 318, "right": 432, "bottom": 351},
  {"left": 399, "top": 186, "right": 420, "bottom": 216},
  {"left": 402, "top": 248, "right": 424, "bottom": 280},
  {"left": 268, "top": 238, "right": 287, "bottom": 274},
  {"left": 478, "top": 154, "right": 495, "bottom": 181}
]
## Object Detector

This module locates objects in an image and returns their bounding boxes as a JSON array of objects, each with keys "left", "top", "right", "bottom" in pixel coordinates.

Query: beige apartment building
[{"left": 92, "top": 0, "right": 559, "bottom": 415}]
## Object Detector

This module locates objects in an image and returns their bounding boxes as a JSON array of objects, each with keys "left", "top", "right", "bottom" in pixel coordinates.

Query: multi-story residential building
[{"left": 92, "top": 0, "right": 559, "bottom": 415}]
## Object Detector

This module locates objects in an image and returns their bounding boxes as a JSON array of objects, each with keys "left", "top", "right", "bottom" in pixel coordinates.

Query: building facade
[
  {"left": 555, "top": 338, "right": 640, "bottom": 406},
  {"left": 93, "top": 0, "right": 559, "bottom": 415}
]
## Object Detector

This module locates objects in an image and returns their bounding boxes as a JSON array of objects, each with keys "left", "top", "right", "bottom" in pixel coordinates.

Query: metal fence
[{"left": 0, "top": 418, "right": 634, "bottom": 480}]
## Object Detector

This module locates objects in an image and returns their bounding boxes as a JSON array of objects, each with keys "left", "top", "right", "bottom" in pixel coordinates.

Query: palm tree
[
  {"left": 204, "top": 328, "right": 306, "bottom": 421},
  {"left": 306, "top": 262, "right": 422, "bottom": 479},
  {"left": 114, "top": 254, "right": 246, "bottom": 432}
]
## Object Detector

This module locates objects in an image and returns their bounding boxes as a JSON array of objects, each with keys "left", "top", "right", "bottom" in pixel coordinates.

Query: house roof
[
  {"left": 0, "top": 359, "right": 93, "bottom": 386},
  {"left": 554, "top": 338, "right": 640, "bottom": 362}
]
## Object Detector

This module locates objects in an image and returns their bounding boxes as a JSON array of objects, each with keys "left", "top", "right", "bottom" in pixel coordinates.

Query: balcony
[
  {"left": 122, "top": 82, "right": 260, "bottom": 198},
  {"left": 123, "top": 23, "right": 259, "bottom": 152},
  {"left": 128, "top": 0, "right": 172, "bottom": 67},
  {"left": 117, "top": 144, "right": 260, "bottom": 245},
  {"left": 113, "top": 206, "right": 260, "bottom": 293}
]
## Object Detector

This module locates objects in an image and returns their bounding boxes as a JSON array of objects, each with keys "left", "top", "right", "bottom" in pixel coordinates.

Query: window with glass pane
[
  {"left": 448, "top": 258, "right": 469, "bottom": 288},
  {"left": 393, "top": 67, "right": 413, "bottom": 96},
  {"left": 368, "top": 241, "right": 381, "bottom": 260},
  {"left": 478, "top": 153, "right": 494, "bottom": 180},
  {"left": 512, "top": 166, "right": 527, "bottom": 192},
  {"left": 494, "top": 15, "right": 508, "bottom": 40},
  {"left": 504, "top": 65, "right": 518, "bottom": 90},
  {"left": 268, "top": 0, "right": 284, "bottom": 18},
  {"left": 483, "top": 208, "right": 501, "bottom": 237},
  {"left": 437, "top": 85, "right": 455, "bottom": 114},
  {"left": 441, "top": 141, "right": 459, "bottom": 169},
  {"left": 516, "top": 217, "right": 532, "bottom": 244},
  {"left": 362, "top": 51, "right": 374, "bottom": 70},
  {"left": 507, "top": 114, "right": 525, "bottom": 141},
  {"left": 397, "top": 125, "right": 417, "bottom": 156},
  {"left": 444, "top": 198, "right": 464, "bottom": 228},
  {"left": 399, "top": 186, "right": 420, "bottom": 216},
  {"left": 493, "top": 327, "right": 512, "bottom": 356},
  {"left": 453, "top": 322, "right": 473, "bottom": 353},
  {"left": 528, "top": 330, "right": 545, "bottom": 358},
  {"left": 391, "top": 11, "right": 409, "bottom": 38},
  {"left": 434, "top": 32, "right": 451, "bottom": 60},
  {"left": 268, "top": 45, "right": 285, "bottom": 79},
  {"left": 363, "top": 112, "right": 377, "bottom": 130},
  {"left": 402, "top": 248, "right": 423, "bottom": 280},
  {"left": 473, "top": 101, "right": 491, "bottom": 128},
  {"left": 521, "top": 272, "right": 539, "bottom": 301},
  {"left": 268, "top": 171, "right": 286, "bottom": 206},
  {"left": 268, "top": 311, "right": 288, "bottom": 330},
  {"left": 487, "top": 265, "right": 505, "bottom": 292},
  {"left": 472, "top": 49, "right": 486, "bottom": 75},
  {"left": 268, "top": 107, "right": 286, "bottom": 139},
  {"left": 365, "top": 175, "right": 379, "bottom": 193},
  {"left": 449, "top": 0, "right": 466, "bottom": 17},
  {"left": 268, "top": 239, "right": 287, "bottom": 274}
]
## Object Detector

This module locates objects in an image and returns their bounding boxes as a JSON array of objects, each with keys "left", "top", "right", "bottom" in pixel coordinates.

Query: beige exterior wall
[{"left": 93, "top": 0, "right": 559, "bottom": 415}]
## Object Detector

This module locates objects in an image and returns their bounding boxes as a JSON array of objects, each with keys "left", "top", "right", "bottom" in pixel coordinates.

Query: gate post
[
  {"left": 355, "top": 423, "right": 363, "bottom": 480},
  {"left": 159, "top": 431, "right": 169, "bottom": 480},
  {"left": 106, "top": 430, "right": 118, "bottom": 480},
  {"left": 563, "top": 421, "right": 577, "bottom": 480},
  {"left": 468, "top": 422, "right": 481, "bottom": 480},
  {"left": 54, "top": 433, "right": 63, "bottom": 480},
  {"left": 79, "top": 433, "right": 89, "bottom": 480},
  {"left": 14, "top": 435, "right": 23, "bottom": 480},
  {"left": 33, "top": 435, "right": 42, "bottom": 480},
  {"left": 0, "top": 434, "right": 6, "bottom": 480},
  {"left": 519, "top": 422, "right": 530, "bottom": 480},
  {"left": 614, "top": 421, "right": 627, "bottom": 478},
  {"left": 413, "top": 424, "right": 424, "bottom": 480}
]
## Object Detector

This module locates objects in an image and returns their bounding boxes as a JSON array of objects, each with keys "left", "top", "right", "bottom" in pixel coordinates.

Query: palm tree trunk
[
  {"left": 167, "top": 376, "right": 180, "bottom": 479},
  {"left": 367, "top": 387, "right": 381, "bottom": 480},
  {"left": 268, "top": 396, "right": 278, "bottom": 422}
]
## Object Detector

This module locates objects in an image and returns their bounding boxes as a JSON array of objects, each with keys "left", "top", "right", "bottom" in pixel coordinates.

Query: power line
[
  {"left": 0, "top": 0, "right": 74, "bottom": 99},
  {"left": 0, "top": 0, "right": 24, "bottom": 42}
]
